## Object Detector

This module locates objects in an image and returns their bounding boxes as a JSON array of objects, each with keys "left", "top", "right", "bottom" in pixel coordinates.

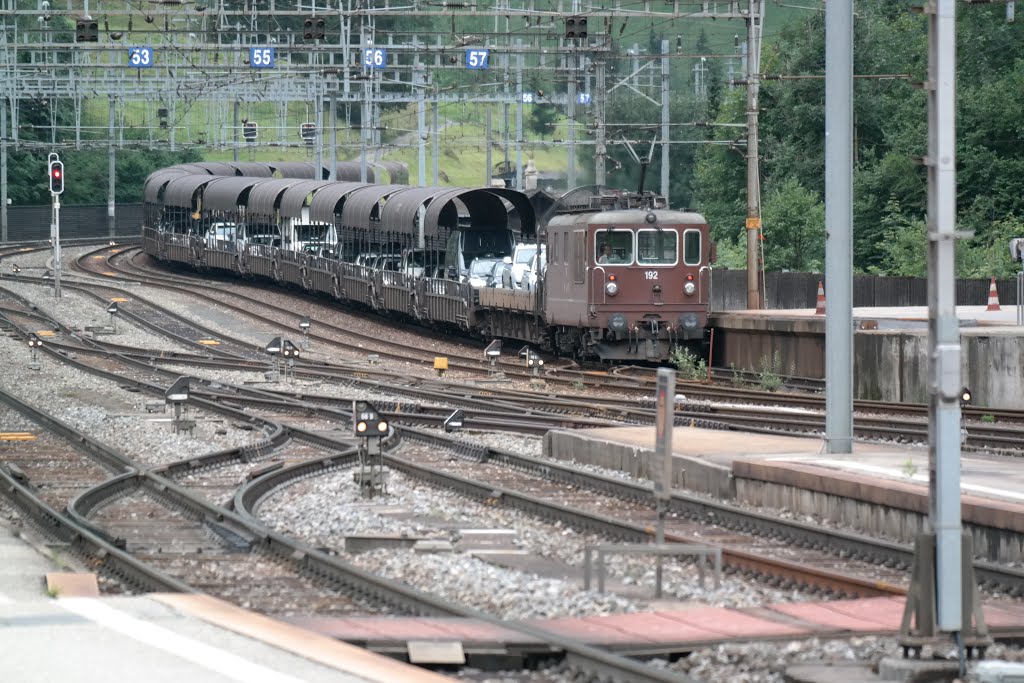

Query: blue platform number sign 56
[
  {"left": 250, "top": 47, "right": 275, "bottom": 69},
  {"left": 465, "top": 49, "right": 489, "bottom": 69},
  {"left": 128, "top": 47, "right": 153, "bottom": 68},
  {"left": 363, "top": 48, "right": 386, "bottom": 69}
]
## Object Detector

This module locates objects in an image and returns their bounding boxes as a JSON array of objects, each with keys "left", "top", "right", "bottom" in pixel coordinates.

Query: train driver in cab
[{"left": 598, "top": 243, "right": 615, "bottom": 264}]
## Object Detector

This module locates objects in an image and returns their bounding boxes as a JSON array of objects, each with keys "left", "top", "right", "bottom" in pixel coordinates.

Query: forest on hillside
[{"left": 686, "top": 0, "right": 1024, "bottom": 279}]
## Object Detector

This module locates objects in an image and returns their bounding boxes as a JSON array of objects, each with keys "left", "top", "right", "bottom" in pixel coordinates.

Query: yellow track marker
[
  {"left": 197, "top": 339, "right": 220, "bottom": 345},
  {"left": 35, "top": 330, "right": 55, "bottom": 337},
  {"left": 0, "top": 432, "right": 35, "bottom": 441},
  {"left": 110, "top": 297, "right": 128, "bottom": 302}
]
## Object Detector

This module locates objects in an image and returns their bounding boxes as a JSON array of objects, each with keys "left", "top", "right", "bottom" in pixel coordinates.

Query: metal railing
[{"left": 584, "top": 542, "right": 722, "bottom": 597}]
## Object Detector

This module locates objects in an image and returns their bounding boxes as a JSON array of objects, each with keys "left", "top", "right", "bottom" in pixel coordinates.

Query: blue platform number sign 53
[
  {"left": 128, "top": 47, "right": 153, "bottom": 68},
  {"left": 250, "top": 47, "right": 275, "bottom": 69},
  {"left": 465, "top": 49, "right": 489, "bottom": 69},
  {"left": 363, "top": 48, "right": 386, "bottom": 69}
]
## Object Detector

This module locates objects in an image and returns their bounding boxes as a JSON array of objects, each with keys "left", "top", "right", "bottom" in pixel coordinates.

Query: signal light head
[
  {"left": 353, "top": 400, "right": 388, "bottom": 437},
  {"left": 48, "top": 160, "right": 64, "bottom": 195}
]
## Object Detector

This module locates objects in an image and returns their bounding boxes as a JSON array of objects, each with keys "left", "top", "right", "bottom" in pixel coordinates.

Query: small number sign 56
[
  {"left": 363, "top": 48, "right": 386, "bottom": 69},
  {"left": 128, "top": 47, "right": 153, "bottom": 68},
  {"left": 250, "top": 47, "right": 275, "bottom": 68}
]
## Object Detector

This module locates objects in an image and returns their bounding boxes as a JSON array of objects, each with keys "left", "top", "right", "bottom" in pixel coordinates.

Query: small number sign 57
[
  {"left": 250, "top": 47, "right": 275, "bottom": 68},
  {"left": 465, "top": 49, "right": 489, "bottom": 69},
  {"left": 128, "top": 47, "right": 153, "bottom": 68}
]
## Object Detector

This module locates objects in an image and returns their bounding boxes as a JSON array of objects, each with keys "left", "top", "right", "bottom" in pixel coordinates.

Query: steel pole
[
  {"left": 53, "top": 195, "right": 61, "bottom": 298},
  {"left": 108, "top": 96, "right": 116, "bottom": 237},
  {"left": 329, "top": 89, "right": 337, "bottom": 181},
  {"left": 824, "top": 0, "right": 854, "bottom": 454},
  {"left": 661, "top": 40, "right": 670, "bottom": 204},
  {"left": 744, "top": 0, "right": 762, "bottom": 309},
  {"left": 928, "top": 0, "right": 962, "bottom": 632}
]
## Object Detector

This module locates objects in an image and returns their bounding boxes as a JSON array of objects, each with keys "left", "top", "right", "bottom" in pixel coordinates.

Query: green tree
[
  {"left": 528, "top": 104, "right": 558, "bottom": 137},
  {"left": 761, "top": 177, "right": 825, "bottom": 272},
  {"left": 870, "top": 199, "right": 927, "bottom": 277}
]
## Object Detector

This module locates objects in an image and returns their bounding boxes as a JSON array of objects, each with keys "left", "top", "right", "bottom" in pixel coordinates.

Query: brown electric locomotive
[{"left": 540, "top": 192, "right": 714, "bottom": 361}]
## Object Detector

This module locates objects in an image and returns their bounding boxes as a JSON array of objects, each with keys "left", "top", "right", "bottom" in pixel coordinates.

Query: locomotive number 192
[{"left": 644, "top": 270, "right": 659, "bottom": 280}]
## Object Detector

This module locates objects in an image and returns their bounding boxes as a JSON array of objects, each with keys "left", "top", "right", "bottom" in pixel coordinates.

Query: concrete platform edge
[
  {"left": 151, "top": 593, "right": 454, "bottom": 683},
  {"left": 544, "top": 430, "right": 734, "bottom": 499}
]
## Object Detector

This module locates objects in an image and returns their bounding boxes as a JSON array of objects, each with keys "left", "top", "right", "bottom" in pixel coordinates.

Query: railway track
[
  {"left": 10, "top": 254, "right": 1024, "bottom": 457},
  {"left": 5, "top": 239, "right": 1024, "bottom": 681},
  {"left": 0, "top": 320, "right": 701, "bottom": 682},
  {"left": 3, "top": 242, "right": 1016, "bottom": 424}
]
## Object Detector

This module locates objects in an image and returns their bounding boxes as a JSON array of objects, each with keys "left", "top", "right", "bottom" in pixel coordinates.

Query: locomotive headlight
[
  {"left": 608, "top": 313, "right": 628, "bottom": 332},
  {"left": 684, "top": 281, "right": 696, "bottom": 296},
  {"left": 605, "top": 281, "right": 619, "bottom": 296}
]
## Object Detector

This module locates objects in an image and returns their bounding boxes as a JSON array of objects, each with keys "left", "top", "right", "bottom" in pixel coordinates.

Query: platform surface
[
  {"left": 285, "top": 596, "right": 1024, "bottom": 653},
  {"left": 0, "top": 522, "right": 453, "bottom": 683},
  {"left": 583, "top": 425, "right": 1024, "bottom": 507}
]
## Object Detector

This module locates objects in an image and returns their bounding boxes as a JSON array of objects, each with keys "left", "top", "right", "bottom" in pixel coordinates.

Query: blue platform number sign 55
[
  {"left": 128, "top": 47, "right": 153, "bottom": 68},
  {"left": 363, "top": 48, "right": 386, "bottom": 69},
  {"left": 250, "top": 47, "right": 275, "bottom": 69},
  {"left": 465, "top": 49, "right": 489, "bottom": 69}
]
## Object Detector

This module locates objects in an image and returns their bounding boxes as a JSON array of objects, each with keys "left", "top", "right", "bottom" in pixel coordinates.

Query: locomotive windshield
[
  {"left": 637, "top": 229, "right": 677, "bottom": 266},
  {"left": 596, "top": 230, "right": 633, "bottom": 264}
]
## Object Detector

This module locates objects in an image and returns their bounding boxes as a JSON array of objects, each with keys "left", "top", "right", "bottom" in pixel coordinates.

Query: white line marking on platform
[
  {"left": 58, "top": 598, "right": 308, "bottom": 683},
  {"left": 0, "top": 592, "right": 14, "bottom": 604}
]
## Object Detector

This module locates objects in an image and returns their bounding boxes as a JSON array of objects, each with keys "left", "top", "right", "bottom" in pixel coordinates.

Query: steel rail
[{"left": 1, "top": 333, "right": 698, "bottom": 682}]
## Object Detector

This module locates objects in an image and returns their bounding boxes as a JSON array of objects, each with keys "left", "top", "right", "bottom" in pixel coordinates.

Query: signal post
[{"left": 48, "top": 154, "right": 64, "bottom": 298}]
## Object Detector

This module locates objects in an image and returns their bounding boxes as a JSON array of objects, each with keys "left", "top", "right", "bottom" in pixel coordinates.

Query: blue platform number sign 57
[
  {"left": 363, "top": 48, "right": 386, "bottom": 69},
  {"left": 128, "top": 47, "right": 153, "bottom": 68},
  {"left": 465, "top": 49, "right": 489, "bottom": 69},
  {"left": 577, "top": 92, "right": 592, "bottom": 105},
  {"left": 250, "top": 47, "right": 275, "bottom": 69}
]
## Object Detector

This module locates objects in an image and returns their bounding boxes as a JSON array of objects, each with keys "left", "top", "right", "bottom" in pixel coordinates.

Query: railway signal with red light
[{"left": 49, "top": 160, "right": 64, "bottom": 195}]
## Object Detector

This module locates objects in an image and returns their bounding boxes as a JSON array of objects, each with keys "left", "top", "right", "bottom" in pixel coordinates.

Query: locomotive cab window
[
  {"left": 637, "top": 229, "right": 677, "bottom": 266},
  {"left": 682, "top": 229, "right": 702, "bottom": 266},
  {"left": 596, "top": 230, "right": 633, "bottom": 265}
]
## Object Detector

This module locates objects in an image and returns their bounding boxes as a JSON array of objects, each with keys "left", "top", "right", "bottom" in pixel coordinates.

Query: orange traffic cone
[
  {"left": 814, "top": 281, "right": 826, "bottom": 315},
  {"left": 986, "top": 277, "right": 1001, "bottom": 311}
]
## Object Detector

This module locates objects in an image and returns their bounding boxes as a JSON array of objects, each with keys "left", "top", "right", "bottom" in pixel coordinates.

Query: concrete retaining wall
[
  {"left": 544, "top": 430, "right": 734, "bottom": 500},
  {"left": 733, "top": 461, "right": 1024, "bottom": 565},
  {"left": 543, "top": 430, "right": 1024, "bottom": 563},
  {"left": 711, "top": 314, "right": 1024, "bottom": 409}
]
